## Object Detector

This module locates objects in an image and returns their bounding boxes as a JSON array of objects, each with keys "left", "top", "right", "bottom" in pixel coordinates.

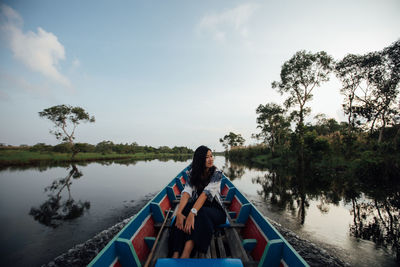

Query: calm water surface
[{"left": 0, "top": 156, "right": 397, "bottom": 266}]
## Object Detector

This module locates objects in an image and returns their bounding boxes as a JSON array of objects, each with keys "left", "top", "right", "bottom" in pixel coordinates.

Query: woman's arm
[
  {"left": 175, "top": 191, "right": 190, "bottom": 230},
  {"left": 184, "top": 192, "right": 207, "bottom": 234}
]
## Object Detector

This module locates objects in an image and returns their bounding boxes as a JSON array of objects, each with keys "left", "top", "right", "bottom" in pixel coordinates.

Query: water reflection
[
  {"left": 221, "top": 158, "right": 245, "bottom": 180},
  {"left": 29, "top": 164, "right": 90, "bottom": 227},
  {"left": 0, "top": 155, "right": 192, "bottom": 172},
  {"left": 227, "top": 158, "right": 400, "bottom": 262}
]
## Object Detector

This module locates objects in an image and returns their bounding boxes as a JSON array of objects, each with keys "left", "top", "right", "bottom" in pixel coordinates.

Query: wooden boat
[{"left": 88, "top": 165, "right": 309, "bottom": 267}]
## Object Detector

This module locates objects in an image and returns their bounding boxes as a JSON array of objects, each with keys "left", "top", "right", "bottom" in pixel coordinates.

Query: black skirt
[{"left": 168, "top": 199, "right": 226, "bottom": 255}]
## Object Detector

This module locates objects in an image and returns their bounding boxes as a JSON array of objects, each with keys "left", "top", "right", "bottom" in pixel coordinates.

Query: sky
[{"left": 0, "top": 0, "right": 399, "bottom": 151}]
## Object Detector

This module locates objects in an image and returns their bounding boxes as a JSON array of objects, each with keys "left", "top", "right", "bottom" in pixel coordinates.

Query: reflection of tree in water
[
  {"left": 29, "top": 164, "right": 90, "bottom": 228},
  {"left": 221, "top": 159, "right": 245, "bottom": 180},
  {"left": 349, "top": 193, "right": 400, "bottom": 262},
  {"left": 252, "top": 170, "right": 310, "bottom": 224}
]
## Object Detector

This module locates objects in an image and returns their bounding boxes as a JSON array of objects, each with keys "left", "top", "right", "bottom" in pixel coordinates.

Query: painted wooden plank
[
  {"left": 115, "top": 238, "right": 141, "bottom": 267},
  {"left": 150, "top": 202, "right": 164, "bottom": 223},
  {"left": 144, "top": 237, "right": 156, "bottom": 249},
  {"left": 226, "top": 187, "right": 236, "bottom": 202},
  {"left": 166, "top": 186, "right": 177, "bottom": 202},
  {"left": 258, "top": 239, "right": 284, "bottom": 267},
  {"left": 236, "top": 203, "right": 251, "bottom": 224},
  {"left": 242, "top": 239, "right": 257, "bottom": 252},
  {"left": 155, "top": 258, "right": 244, "bottom": 267}
]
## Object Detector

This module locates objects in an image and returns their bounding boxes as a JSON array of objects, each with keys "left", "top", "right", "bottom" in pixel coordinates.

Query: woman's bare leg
[
  {"left": 172, "top": 251, "right": 179, "bottom": 258},
  {"left": 180, "top": 240, "right": 194, "bottom": 258}
]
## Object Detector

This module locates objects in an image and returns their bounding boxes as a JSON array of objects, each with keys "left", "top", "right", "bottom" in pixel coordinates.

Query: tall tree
[
  {"left": 335, "top": 54, "right": 366, "bottom": 133},
  {"left": 39, "top": 105, "right": 95, "bottom": 158},
  {"left": 219, "top": 132, "right": 245, "bottom": 151},
  {"left": 272, "top": 50, "right": 334, "bottom": 132},
  {"left": 253, "top": 103, "right": 291, "bottom": 153},
  {"left": 272, "top": 50, "right": 333, "bottom": 175},
  {"left": 337, "top": 40, "right": 400, "bottom": 142}
]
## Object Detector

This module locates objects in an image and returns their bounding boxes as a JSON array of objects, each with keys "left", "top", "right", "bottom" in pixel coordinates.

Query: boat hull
[{"left": 88, "top": 165, "right": 309, "bottom": 267}]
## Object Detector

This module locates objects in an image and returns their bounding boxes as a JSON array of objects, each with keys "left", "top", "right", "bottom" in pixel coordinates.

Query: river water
[{"left": 0, "top": 156, "right": 397, "bottom": 266}]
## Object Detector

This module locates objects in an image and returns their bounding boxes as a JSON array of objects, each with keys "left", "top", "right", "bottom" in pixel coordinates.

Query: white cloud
[
  {"left": 0, "top": 4, "right": 70, "bottom": 86},
  {"left": 197, "top": 3, "right": 258, "bottom": 43}
]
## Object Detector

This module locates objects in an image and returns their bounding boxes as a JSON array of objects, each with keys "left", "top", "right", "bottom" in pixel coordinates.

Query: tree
[
  {"left": 272, "top": 50, "right": 333, "bottom": 179},
  {"left": 253, "top": 103, "right": 291, "bottom": 153},
  {"left": 335, "top": 54, "right": 366, "bottom": 133},
  {"left": 39, "top": 105, "right": 95, "bottom": 157},
  {"left": 219, "top": 132, "right": 245, "bottom": 150},
  {"left": 272, "top": 51, "right": 334, "bottom": 131},
  {"left": 336, "top": 40, "right": 400, "bottom": 142}
]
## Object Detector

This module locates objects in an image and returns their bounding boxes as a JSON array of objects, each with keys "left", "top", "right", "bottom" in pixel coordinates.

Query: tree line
[
  {"left": 220, "top": 39, "right": 400, "bottom": 156},
  {"left": 1, "top": 142, "right": 193, "bottom": 155},
  {"left": 219, "top": 39, "right": 400, "bottom": 262}
]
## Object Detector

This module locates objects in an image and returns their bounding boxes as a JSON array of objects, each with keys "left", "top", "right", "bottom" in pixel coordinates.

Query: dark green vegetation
[
  {"left": 0, "top": 142, "right": 193, "bottom": 166},
  {"left": 222, "top": 39, "right": 400, "bottom": 262}
]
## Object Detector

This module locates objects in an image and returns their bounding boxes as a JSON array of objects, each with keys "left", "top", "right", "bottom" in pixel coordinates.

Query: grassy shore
[{"left": 0, "top": 150, "right": 193, "bottom": 166}]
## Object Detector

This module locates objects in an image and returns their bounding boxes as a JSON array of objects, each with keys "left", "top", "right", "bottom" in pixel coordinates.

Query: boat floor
[{"left": 148, "top": 200, "right": 258, "bottom": 267}]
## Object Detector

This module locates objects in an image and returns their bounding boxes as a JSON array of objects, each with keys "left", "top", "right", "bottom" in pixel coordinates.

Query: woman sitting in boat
[{"left": 169, "top": 145, "right": 226, "bottom": 258}]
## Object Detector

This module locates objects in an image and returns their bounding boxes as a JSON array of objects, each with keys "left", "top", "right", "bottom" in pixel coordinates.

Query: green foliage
[
  {"left": 29, "top": 143, "right": 53, "bottom": 152},
  {"left": 253, "top": 102, "right": 291, "bottom": 153},
  {"left": 39, "top": 105, "right": 95, "bottom": 144},
  {"left": 219, "top": 132, "right": 245, "bottom": 151},
  {"left": 272, "top": 50, "right": 334, "bottom": 128},
  {"left": 335, "top": 40, "right": 400, "bottom": 142}
]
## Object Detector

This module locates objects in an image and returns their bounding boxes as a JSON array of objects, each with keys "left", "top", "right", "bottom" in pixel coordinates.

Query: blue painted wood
[
  {"left": 115, "top": 238, "right": 141, "bottom": 267},
  {"left": 225, "top": 187, "right": 236, "bottom": 202},
  {"left": 153, "top": 189, "right": 167, "bottom": 203},
  {"left": 236, "top": 203, "right": 251, "bottom": 224},
  {"left": 144, "top": 237, "right": 156, "bottom": 249},
  {"left": 249, "top": 206, "right": 281, "bottom": 241},
  {"left": 150, "top": 202, "right": 164, "bottom": 223},
  {"left": 119, "top": 205, "right": 151, "bottom": 239},
  {"left": 182, "top": 170, "right": 188, "bottom": 181},
  {"left": 175, "top": 177, "right": 184, "bottom": 191},
  {"left": 259, "top": 239, "right": 284, "bottom": 267},
  {"left": 281, "top": 241, "right": 309, "bottom": 266},
  {"left": 166, "top": 186, "right": 177, "bottom": 202},
  {"left": 87, "top": 242, "right": 117, "bottom": 267},
  {"left": 155, "top": 258, "right": 244, "bottom": 267},
  {"left": 242, "top": 239, "right": 257, "bottom": 252}
]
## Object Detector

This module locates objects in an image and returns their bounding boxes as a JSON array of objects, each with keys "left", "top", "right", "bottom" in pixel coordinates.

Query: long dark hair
[{"left": 191, "top": 145, "right": 215, "bottom": 191}]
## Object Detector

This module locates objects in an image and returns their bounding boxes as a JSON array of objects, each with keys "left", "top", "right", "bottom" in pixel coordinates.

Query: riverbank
[{"left": 0, "top": 150, "right": 193, "bottom": 167}]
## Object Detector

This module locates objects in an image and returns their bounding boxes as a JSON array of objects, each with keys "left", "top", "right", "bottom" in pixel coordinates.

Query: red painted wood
[
  {"left": 221, "top": 184, "right": 229, "bottom": 196},
  {"left": 160, "top": 195, "right": 172, "bottom": 216},
  {"left": 113, "top": 259, "right": 122, "bottom": 267},
  {"left": 241, "top": 216, "right": 267, "bottom": 261},
  {"left": 229, "top": 196, "right": 242, "bottom": 216},
  {"left": 132, "top": 216, "right": 156, "bottom": 262},
  {"left": 173, "top": 184, "right": 181, "bottom": 196}
]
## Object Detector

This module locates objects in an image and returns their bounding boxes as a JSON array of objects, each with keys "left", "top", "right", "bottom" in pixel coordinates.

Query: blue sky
[{"left": 0, "top": 0, "right": 399, "bottom": 151}]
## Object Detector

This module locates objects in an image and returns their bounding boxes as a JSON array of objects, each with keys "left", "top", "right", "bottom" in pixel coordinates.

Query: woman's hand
[
  {"left": 184, "top": 212, "right": 195, "bottom": 234},
  {"left": 175, "top": 212, "right": 186, "bottom": 230}
]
